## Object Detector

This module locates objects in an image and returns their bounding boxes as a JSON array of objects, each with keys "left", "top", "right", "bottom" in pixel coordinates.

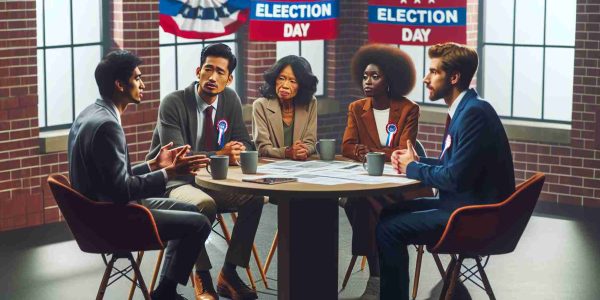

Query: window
[
  {"left": 276, "top": 41, "right": 326, "bottom": 96},
  {"left": 480, "top": 0, "right": 577, "bottom": 123},
  {"left": 36, "top": 0, "right": 105, "bottom": 130},
  {"left": 395, "top": 45, "right": 445, "bottom": 106},
  {"left": 159, "top": 27, "right": 239, "bottom": 101}
]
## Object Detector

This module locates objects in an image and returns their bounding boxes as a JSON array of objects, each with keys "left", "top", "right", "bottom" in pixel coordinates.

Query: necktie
[
  {"left": 203, "top": 106, "right": 215, "bottom": 151},
  {"left": 443, "top": 114, "right": 451, "bottom": 138}
]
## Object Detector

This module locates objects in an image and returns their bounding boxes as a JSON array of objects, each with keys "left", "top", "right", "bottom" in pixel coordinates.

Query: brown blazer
[
  {"left": 252, "top": 97, "right": 318, "bottom": 158},
  {"left": 342, "top": 97, "right": 419, "bottom": 162}
]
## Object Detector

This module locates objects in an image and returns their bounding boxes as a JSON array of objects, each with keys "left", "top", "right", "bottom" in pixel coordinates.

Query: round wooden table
[{"left": 195, "top": 160, "right": 422, "bottom": 300}]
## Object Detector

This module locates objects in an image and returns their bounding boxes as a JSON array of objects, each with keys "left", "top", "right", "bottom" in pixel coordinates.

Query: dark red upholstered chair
[
  {"left": 429, "top": 172, "right": 545, "bottom": 300},
  {"left": 47, "top": 174, "right": 164, "bottom": 300}
]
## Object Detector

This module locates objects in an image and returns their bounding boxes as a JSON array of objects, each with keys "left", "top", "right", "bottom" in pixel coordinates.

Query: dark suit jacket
[
  {"left": 406, "top": 89, "right": 515, "bottom": 211},
  {"left": 342, "top": 97, "right": 420, "bottom": 161},
  {"left": 146, "top": 82, "right": 254, "bottom": 190},
  {"left": 68, "top": 99, "right": 166, "bottom": 204}
]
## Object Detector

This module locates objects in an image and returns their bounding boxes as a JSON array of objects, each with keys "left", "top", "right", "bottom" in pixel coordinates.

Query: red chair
[
  {"left": 47, "top": 174, "right": 164, "bottom": 300},
  {"left": 429, "top": 172, "right": 545, "bottom": 300}
]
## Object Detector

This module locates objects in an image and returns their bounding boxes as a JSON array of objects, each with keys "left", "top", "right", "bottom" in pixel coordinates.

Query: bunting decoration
[{"left": 160, "top": 0, "right": 250, "bottom": 40}]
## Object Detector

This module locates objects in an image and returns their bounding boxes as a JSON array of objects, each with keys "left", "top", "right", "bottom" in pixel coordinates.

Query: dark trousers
[
  {"left": 344, "top": 195, "right": 392, "bottom": 256},
  {"left": 141, "top": 198, "right": 211, "bottom": 285},
  {"left": 345, "top": 187, "right": 433, "bottom": 256},
  {"left": 376, "top": 197, "right": 450, "bottom": 300}
]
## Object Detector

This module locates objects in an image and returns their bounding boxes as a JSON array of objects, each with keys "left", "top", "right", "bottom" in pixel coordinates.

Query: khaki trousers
[{"left": 168, "top": 184, "right": 264, "bottom": 271}]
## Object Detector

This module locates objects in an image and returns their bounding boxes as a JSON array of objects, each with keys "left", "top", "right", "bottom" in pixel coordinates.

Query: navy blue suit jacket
[
  {"left": 406, "top": 89, "right": 515, "bottom": 211},
  {"left": 68, "top": 99, "right": 166, "bottom": 204}
]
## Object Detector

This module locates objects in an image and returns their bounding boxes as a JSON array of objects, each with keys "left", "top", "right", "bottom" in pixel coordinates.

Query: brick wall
[
  {"left": 0, "top": 0, "right": 164, "bottom": 232},
  {"left": 0, "top": 0, "right": 46, "bottom": 231},
  {"left": 238, "top": 24, "right": 277, "bottom": 103},
  {"left": 0, "top": 0, "right": 598, "bottom": 232}
]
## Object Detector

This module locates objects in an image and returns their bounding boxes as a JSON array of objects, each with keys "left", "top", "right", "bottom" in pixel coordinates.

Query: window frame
[
  {"left": 477, "top": 0, "right": 575, "bottom": 125},
  {"left": 37, "top": 0, "right": 109, "bottom": 131}
]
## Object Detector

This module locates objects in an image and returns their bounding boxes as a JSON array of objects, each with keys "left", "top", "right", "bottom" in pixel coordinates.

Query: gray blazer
[
  {"left": 252, "top": 97, "right": 318, "bottom": 158},
  {"left": 68, "top": 99, "right": 166, "bottom": 204},
  {"left": 146, "top": 82, "right": 254, "bottom": 190}
]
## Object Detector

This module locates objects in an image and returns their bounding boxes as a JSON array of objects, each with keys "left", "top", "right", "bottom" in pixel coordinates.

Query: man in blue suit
[{"left": 377, "top": 43, "right": 515, "bottom": 300}]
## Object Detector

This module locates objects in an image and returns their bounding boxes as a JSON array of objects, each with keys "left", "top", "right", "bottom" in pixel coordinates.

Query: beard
[{"left": 428, "top": 77, "right": 452, "bottom": 101}]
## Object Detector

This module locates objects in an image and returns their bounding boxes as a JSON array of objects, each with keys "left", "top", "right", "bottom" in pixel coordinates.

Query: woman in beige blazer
[{"left": 252, "top": 55, "right": 318, "bottom": 160}]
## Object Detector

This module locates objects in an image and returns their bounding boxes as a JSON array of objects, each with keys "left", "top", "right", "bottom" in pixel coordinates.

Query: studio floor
[{"left": 0, "top": 201, "right": 598, "bottom": 300}]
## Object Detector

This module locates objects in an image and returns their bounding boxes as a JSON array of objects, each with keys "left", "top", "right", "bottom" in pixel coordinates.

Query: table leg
[{"left": 277, "top": 197, "right": 339, "bottom": 300}]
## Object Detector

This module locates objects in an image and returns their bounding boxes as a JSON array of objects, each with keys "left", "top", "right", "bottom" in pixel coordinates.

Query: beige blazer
[{"left": 252, "top": 97, "right": 318, "bottom": 158}]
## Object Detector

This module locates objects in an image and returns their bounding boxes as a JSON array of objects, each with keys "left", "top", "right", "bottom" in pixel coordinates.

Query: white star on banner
[
  {"left": 414, "top": 0, "right": 421, "bottom": 4},
  {"left": 429, "top": 0, "right": 436, "bottom": 3},
  {"left": 401, "top": 0, "right": 408, "bottom": 3}
]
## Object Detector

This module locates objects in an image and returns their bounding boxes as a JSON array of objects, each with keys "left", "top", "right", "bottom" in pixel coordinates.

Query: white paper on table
[
  {"left": 254, "top": 160, "right": 419, "bottom": 185},
  {"left": 293, "top": 173, "right": 355, "bottom": 185}
]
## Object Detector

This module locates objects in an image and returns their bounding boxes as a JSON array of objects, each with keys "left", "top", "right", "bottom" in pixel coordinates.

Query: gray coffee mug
[
  {"left": 316, "top": 139, "right": 336, "bottom": 161},
  {"left": 206, "top": 155, "right": 229, "bottom": 180},
  {"left": 362, "top": 152, "right": 385, "bottom": 176},
  {"left": 239, "top": 150, "right": 258, "bottom": 174}
]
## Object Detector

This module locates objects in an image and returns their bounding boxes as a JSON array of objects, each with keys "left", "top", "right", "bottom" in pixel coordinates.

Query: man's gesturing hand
[{"left": 165, "top": 146, "right": 210, "bottom": 178}]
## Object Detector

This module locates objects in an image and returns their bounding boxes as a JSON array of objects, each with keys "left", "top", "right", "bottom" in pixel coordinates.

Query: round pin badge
[
  {"left": 217, "top": 119, "right": 228, "bottom": 132},
  {"left": 386, "top": 123, "right": 398, "bottom": 134}
]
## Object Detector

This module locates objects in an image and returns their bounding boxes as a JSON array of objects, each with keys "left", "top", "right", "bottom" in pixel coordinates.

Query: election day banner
[
  {"left": 160, "top": 0, "right": 249, "bottom": 40},
  {"left": 368, "top": 0, "right": 467, "bottom": 45},
  {"left": 249, "top": 0, "right": 339, "bottom": 41}
]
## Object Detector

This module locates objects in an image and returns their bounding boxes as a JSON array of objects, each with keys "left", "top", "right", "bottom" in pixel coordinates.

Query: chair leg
[
  {"left": 128, "top": 253, "right": 151, "bottom": 300},
  {"left": 476, "top": 257, "right": 496, "bottom": 300},
  {"left": 128, "top": 251, "right": 145, "bottom": 300},
  {"left": 150, "top": 250, "right": 165, "bottom": 292},
  {"left": 96, "top": 254, "right": 117, "bottom": 300},
  {"left": 263, "top": 230, "right": 278, "bottom": 275},
  {"left": 217, "top": 214, "right": 232, "bottom": 242},
  {"left": 231, "top": 213, "right": 269, "bottom": 289},
  {"left": 412, "top": 245, "right": 425, "bottom": 300},
  {"left": 433, "top": 253, "right": 445, "bottom": 277},
  {"left": 444, "top": 256, "right": 463, "bottom": 300},
  {"left": 341, "top": 255, "right": 358, "bottom": 291},
  {"left": 251, "top": 243, "right": 269, "bottom": 289},
  {"left": 438, "top": 256, "right": 455, "bottom": 300},
  {"left": 360, "top": 256, "right": 367, "bottom": 271}
]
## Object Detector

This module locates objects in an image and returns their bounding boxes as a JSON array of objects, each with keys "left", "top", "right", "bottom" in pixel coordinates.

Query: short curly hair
[
  {"left": 351, "top": 44, "right": 416, "bottom": 98},
  {"left": 259, "top": 55, "right": 318, "bottom": 106}
]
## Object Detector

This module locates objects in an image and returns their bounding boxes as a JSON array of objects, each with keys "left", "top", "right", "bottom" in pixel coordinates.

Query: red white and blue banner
[
  {"left": 368, "top": 0, "right": 467, "bottom": 45},
  {"left": 159, "top": 0, "right": 249, "bottom": 40},
  {"left": 249, "top": 0, "right": 339, "bottom": 41}
]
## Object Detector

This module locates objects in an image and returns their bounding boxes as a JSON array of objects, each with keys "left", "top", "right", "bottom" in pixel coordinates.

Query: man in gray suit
[
  {"left": 69, "top": 50, "right": 211, "bottom": 300},
  {"left": 147, "top": 44, "right": 263, "bottom": 300}
]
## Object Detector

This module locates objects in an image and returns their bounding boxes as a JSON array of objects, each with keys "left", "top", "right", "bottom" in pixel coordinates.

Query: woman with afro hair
[{"left": 341, "top": 43, "right": 429, "bottom": 300}]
